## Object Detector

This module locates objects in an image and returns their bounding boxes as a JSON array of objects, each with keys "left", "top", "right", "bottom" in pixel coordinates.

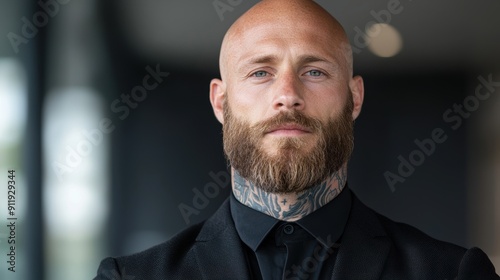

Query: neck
[{"left": 231, "top": 164, "right": 347, "bottom": 221}]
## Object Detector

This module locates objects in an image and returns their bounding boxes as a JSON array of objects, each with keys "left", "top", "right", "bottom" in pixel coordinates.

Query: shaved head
[
  {"left": 210, "top": 0, "right": 364, "bottom": 193},
  {"left": 219, "top": 0, "right": 353, "bottom": 81}
]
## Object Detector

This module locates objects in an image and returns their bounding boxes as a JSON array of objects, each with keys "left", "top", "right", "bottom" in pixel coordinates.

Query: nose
[{"left": 272, "top": 72, "right": 305, "bottom": 111}]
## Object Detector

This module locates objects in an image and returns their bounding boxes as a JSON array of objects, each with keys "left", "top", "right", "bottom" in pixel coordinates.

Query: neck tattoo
[{"left": 232, "top": 164, "right": 347, "bottom": 221}]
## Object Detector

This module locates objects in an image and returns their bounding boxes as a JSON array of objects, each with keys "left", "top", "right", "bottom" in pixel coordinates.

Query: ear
[
  {"left": 209, "top": 78, "right": 226, "bottom": 124},
  {"left": 349, "top": 75, "right": 364, "bottom": 120}
]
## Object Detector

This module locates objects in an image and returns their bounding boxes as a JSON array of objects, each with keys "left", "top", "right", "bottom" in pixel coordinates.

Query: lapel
[
  {"left": 331, "top": 193, "right": 392, "bottom": 280},
  {"left": 194, "top": 199, "right": 252, "bottom": 280}
]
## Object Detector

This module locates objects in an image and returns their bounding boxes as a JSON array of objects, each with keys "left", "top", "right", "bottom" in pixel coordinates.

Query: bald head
[
  {"left": 219, "top": 0, "right": 353, "bottom": 81},
  {"left": 209, "top": 0, "right": 365, "bottom": 187},
  {"left": 209, "top": 0, "right": 365, "bottom": 130}
]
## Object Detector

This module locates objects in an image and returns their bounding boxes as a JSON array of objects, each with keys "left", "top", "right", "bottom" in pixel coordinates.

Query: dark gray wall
[{"left": 349, "top": 71, "right": 467, "bottom": 246}]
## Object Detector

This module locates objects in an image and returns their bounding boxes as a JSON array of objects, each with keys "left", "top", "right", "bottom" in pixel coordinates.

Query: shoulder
[
  {"left": 94, "top": 199, "right": 234, "bottom": 280},
  {"left": 376, "top": 211, "right": 465, "bottom": 252},
  {"left": 379, "top": 213, "right": 498, "bottom": 279},
  {"left": 355, "top": 196, "right": 499, "bottom": 279},
  {"left": 349, "top": 192, "right": 466, "bottom": 257},
  {"left": 94, "top": 221, "right": 205, "bottom": 280},
  {"left": 376, "top": 211, "right": 467, "bottom": 262}
]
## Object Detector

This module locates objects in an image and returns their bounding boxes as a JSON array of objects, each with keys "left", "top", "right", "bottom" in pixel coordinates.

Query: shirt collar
[
  {"left": 230, "top": 184, "right": 352, "bottom": 251},
  {"left": 230, "top": 193, "right": 279, "bottom": 251},
  {"left": 295, "top": 186, "right": 351, "bottom": 248}
]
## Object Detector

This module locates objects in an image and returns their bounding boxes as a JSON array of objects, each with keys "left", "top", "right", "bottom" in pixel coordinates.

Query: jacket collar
[
  {"left": 194, "top": 199, "right": 252, "bottom": 280},
  {"left": 331, "top": 193, "right": 391, "bottom": 279}
]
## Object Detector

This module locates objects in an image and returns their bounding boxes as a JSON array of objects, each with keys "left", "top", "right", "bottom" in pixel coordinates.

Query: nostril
[{"left": 273, "top": 94, "right": 304, "bottom": 110}]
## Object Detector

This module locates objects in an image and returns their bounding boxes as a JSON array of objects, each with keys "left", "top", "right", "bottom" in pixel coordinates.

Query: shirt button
[{"left": 283, "top": 224, "right": 294, "bottom": 235}]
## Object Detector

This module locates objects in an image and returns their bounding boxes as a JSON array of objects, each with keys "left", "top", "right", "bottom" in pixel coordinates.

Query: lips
[{"left": 266, "top": 123, "right": 312, "bottom": 134}]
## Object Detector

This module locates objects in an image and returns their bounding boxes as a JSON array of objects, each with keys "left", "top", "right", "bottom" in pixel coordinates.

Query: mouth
[{"left": 266, "top": 123, "right": 312, "bottom": 136}]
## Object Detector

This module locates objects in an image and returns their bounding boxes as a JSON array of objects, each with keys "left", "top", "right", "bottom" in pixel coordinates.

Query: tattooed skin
[{"left": 232, "top": 164, "right": 348, "bottom": 221}]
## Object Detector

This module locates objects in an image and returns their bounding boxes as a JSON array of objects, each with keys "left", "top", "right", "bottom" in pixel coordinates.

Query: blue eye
[
  {"left": 252, "top": 71, "right": 268, "bottom": 77},
  {"left": 306, "top": 70, "right": 323, "bottom": 76}
]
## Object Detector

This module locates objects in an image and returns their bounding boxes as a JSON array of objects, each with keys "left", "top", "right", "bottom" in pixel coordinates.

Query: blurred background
[{"left": 0, "top": 0, "right": 499, "bottom": 279}]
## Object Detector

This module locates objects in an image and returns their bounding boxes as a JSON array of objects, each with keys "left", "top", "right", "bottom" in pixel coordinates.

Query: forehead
[{"left": 227, "top": 22, "right": 345, "bottom": 68}]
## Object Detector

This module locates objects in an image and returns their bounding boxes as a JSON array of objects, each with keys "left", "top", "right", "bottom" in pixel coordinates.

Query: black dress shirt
[{"left": 230, "top": 187, "right": 352, "bottom": 280}]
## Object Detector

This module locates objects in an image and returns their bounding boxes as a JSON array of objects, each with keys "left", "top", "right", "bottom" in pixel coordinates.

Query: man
[{"left": 95, "top": 0, "right": 499, "bottom": 279}]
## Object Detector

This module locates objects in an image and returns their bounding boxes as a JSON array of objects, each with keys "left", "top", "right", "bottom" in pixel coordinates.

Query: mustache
[{"left": 251, "top": 110, "right": 322, "bottom": 135}]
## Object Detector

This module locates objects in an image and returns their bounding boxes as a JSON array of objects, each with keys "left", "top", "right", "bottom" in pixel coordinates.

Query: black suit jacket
[{"left": 94, "top": 192, "right": 499, "bottom": 279}]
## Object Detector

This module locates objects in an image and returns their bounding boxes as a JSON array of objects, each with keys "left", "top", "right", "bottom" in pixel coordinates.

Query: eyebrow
[
  {"left": 239, "top": 54, "right": 338, "bottom": 71},
  {"left": 297, "top": 55, "right": 340, "bottom": 72},
  {"left": 245, "top": 55, "right": 279, "bottom": 65},
  {"left": 298, "top": 55, "right": 331, "bottom": 65}
]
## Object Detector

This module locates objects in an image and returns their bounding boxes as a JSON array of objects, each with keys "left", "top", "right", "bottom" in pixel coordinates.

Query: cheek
[
  {"left": 306, "top": 89, "right": 348, "bottom": 120},
  {"left": 228, "top": 85, "right": 272, "bottom": 124}
]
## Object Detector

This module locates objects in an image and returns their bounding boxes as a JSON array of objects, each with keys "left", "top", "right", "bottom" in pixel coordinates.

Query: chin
[{"left": 262, "top": 138, "right": 316, "bottom": 156}]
